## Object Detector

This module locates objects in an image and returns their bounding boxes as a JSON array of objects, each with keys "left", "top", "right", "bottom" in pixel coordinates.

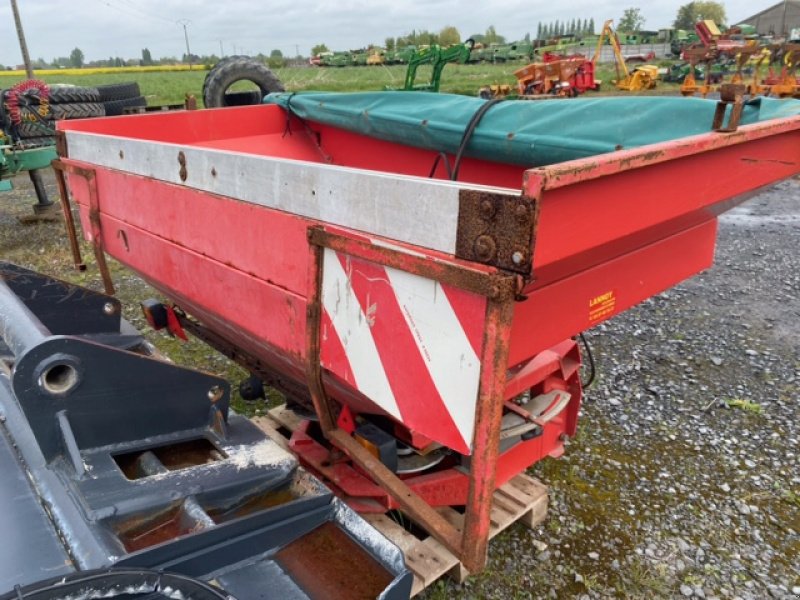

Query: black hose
[
  {"left": 451, "top": 97, "right": 505, "bottom": 181},
  {"left": 578, "top": 332, "right": 596, "bottom": 389},
  {"left": 282, "top": 92, "right": 298, "bottom": 137},
  {"left": 428, "top": 151, "right": 453, "bottom": 179}
]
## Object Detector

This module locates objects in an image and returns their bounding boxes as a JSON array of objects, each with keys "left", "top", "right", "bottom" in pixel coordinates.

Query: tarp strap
[
  {"left": 451, "top": 97, "right": 506, "bottom": 181},
  {"left": 282, "top": 92, "right": 298, "bottom": 137}
]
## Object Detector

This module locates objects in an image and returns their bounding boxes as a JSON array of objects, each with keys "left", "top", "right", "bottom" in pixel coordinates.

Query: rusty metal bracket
[
  {"left": 304, "top": 225, "right": 518, "bottom": 573},
  {"left": 713, "top": 84, "right": 747, "bottom": 133},
  {"left": 308, "top": 227, "right": 517, "bottom": 301},
  {"left": 51, "top": 160, "right": 86, "bottom": 272},
  {"left": 51, "top": 161, "right": 115, "bottom": 295},
  {"left": 455, "top": 190, "right": 537, "bottom": 277},
  {"left": 304, "top": 235, "right": 465, "bottom": 562},
  {"left": 55, "top": 130, "right": 68, "bottom": 158}
]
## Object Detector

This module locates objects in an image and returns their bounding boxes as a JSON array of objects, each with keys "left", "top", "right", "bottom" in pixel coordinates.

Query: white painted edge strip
[
  {"left": 385, "top": 267, "right": 481, "bottom": 449},
  {"left": 65, "top": 131, "right": 517, "bottom": 256},
  {"left": 321, "top": 249, "right": 402, "bottom": 420}
]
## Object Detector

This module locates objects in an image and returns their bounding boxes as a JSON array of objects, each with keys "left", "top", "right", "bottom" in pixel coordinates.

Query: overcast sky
[{"left": 0, "top": 0, "right": 764, "bottom": 64}]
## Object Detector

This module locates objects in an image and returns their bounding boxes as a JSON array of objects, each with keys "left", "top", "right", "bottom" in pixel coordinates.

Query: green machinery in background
[
  {"left": 0, "top": 140, "right": 58, "bottom": 216},
  {"left": 399, "top": 40, "right": 474, "bottom": 92},
  {"left": 1, "top": 81, "right": 60, "bottom": 217}
]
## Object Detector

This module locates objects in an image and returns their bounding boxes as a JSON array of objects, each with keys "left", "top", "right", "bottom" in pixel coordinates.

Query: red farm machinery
[{"left": 2, "top": 81, "right": 799, "bottom": 598}]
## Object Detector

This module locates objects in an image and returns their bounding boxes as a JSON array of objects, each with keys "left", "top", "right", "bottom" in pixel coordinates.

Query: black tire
[
  {"left": 103, "top": 95, "right": 147, "bottom": 116},
  {"left": 96, "top": 81, "right": 141, "bottom": 102},
  {"left": 14, "top": 118, "right": 56, "bottom": 139},
  {"left": 202, "top": 55, "right": 249, "bottom": 100},
  {"left": 24, "top": 85, "right": 100, "bottom": 104},
  {"left": 49, "top": 102, "right": 106, "bottom": 119},
  {"left": 220, "top": 90, "right": 264, "bottom": 105},
  {"left": 202, "top": 56, "right": 283, "bottom": 108},
  {"left": 238, "top": 374, "right": 265, "bottom": 401}
]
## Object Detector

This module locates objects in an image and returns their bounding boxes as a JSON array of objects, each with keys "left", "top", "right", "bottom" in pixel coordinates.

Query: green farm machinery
[
  {"left": 398, "top": 40, "right": 474, "bottom": 92},
  {"left": 1, "top": 80, "right": 60, "bottom": 217}
]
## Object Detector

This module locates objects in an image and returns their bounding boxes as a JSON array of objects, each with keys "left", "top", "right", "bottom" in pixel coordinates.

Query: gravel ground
[{"left": 1, "top": 172, "right": 798, "bottom": 599}]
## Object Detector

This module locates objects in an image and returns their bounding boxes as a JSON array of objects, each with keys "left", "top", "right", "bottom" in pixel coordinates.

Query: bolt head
[{"left": 479, "top": 199, "right": 496, "bottom": 218}]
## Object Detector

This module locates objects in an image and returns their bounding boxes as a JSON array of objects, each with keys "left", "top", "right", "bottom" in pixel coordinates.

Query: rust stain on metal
[
  {"left": 740, "top": 157, "right": 796, "bottom": 166},
  {"left": 460, "top": 294, "right": 515, "bottom": 572},
  {"left": 276, "top": 522, "right": 393, "bottom": 600},
  {"left": 177, "top": 151, "right": 188, "bottom": 182},
  {"left": 713, "top": 84, "right": 746, "bottom": 132},
  {"left": 56, "top": 162, "right": 115, "bottom": 294},
  {"left": 115, "top": 504, "right": 198, "bottom": 552},
  {"left": 523, "top": 114, "right": 800, "bottom": 194},
  {"left": 51, "top": 159, "right": 86, "bottom": 271},
  {"left": 456, "top": 189, "right": 536, "bottom": 277},
  {"left": 308, "top": 227, "right": 517, "bottom": 301},
  {"left": 55, "top": 130, "right": 68, "bottom": 158}
]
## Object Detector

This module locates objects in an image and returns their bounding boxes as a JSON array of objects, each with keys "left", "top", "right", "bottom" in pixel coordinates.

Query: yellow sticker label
[{"left": 588, "top": 290, "right": 616, "bottom": 323}]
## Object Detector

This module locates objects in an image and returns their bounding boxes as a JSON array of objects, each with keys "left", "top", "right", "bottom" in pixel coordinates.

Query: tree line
[
  {"left": 6, "top": 1, "right": 727, "bottom": 72},
  {"left": 536, "top": 19, "right": 596, "bottom": 39}
]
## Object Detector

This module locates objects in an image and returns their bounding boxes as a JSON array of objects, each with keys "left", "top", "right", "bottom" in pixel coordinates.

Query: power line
[
  {"left": 90, "top": 0, "right": 172, "bottom": 27},
  {"left": 112, "top": 0, "right": 175, "bottom": 24}
]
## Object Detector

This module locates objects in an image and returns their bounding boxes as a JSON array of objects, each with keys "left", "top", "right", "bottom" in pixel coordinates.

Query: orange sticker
[{"left": 588, "top": 290, "right": 616, "bottom": 323}]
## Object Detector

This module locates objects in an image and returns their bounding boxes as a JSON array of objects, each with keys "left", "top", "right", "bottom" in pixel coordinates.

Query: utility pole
[
  {"left": 781, "top": 0, "right": 788, "bottom": 37},
  {"left": 219, "top": 40, "right": 224, "bottom": 57},
  {"left": 177, "top": 19, "right": 192, "bottom": 69},
  {"left": 10, "top": 0, "right": 33, "bottom": 78},
  {"left": 10, "top": 0, "right": 56, "bottom": 218}
]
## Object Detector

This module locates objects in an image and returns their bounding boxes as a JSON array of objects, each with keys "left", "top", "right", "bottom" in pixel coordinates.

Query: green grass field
[{"left": 1, "top": 62, "right": 680, "bottom": 106}]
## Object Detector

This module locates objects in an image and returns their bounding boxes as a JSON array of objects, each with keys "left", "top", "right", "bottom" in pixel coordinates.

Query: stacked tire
[
  {"left": 12, "top": 85, "right": 105, "bottom": 143},
  {"left": 96, "top": 82, "right": 147, "bottom": 116},
  {"left": 202, "top": 56, "right": 284, "bottom": 108}
]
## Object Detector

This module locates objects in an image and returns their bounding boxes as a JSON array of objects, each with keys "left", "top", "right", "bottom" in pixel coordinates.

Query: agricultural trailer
[{"left": 50, "top": 89, "right": 800, "bottom": 576}]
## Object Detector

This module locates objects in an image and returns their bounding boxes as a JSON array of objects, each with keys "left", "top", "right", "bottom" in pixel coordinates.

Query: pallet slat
[{"left": 254, "top": 406, "right": 549, "bottom": 597}]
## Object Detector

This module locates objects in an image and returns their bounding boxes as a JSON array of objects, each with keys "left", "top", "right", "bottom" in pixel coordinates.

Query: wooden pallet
[{"left": 252, "top": 405, "right": 549, "bottom": 597}]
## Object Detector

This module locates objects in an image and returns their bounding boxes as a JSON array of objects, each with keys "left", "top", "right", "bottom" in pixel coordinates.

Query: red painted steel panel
[
  {"left": 75, "top": 164, "right": 311, "bottom": 295},
  {"left": 509, "top": 219, "right": 718, "bottom": 367},
  {"left": 57, "top": 105, "right": 289, "bottom": 143},
  {"left": 95, "top": 211, "right": 308, "bottom": 360},
  {"left": 527, "top": 128, "right": 800, "bottom": 289}
]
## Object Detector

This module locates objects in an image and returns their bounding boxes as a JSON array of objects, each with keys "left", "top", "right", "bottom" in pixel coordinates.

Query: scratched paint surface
[{"left": 319, "top": 248, "right": 486, "bottom": 454}]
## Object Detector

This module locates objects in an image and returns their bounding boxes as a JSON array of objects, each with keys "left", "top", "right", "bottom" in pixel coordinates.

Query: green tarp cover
[{"left": 264, "top": 91, "right": 800, "bottom": 167}]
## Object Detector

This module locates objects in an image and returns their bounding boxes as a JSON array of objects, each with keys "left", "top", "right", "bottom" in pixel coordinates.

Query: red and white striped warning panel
[{"left": 320, "top": 248, "right": 487, "bottom": 455}]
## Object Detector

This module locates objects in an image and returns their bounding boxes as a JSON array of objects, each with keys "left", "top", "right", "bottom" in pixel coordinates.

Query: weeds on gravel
[
  {"left": 724, "top": 398, "right": 763, "bottom": 413},
  {"left": 782, "top": 489, "right": 800, "bottom": 507},
  {"left": 620, "top": 558, "right": 671, "bottom": 596}
]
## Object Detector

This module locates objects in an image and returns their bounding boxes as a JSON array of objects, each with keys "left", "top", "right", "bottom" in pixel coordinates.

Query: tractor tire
[
  {"left": 102, "top": 95, "right": 147, "bottom": 116},
  {"left": 95, "top": 82, "right": 141, "bottom": 102},
  {"left": 23, "top": 85, "right": 101, "bottom": 104},
  {"left": 202, "top": 57, "right": 283, "bottom": 108},
  {"left": 49, "top": 102, "right": 106, "bottom": 120},
  {"left": 14, "top": 119, "right": 56, "bottom": 139},
  {"left": 202, "top": 55, "right": 248, "bottom": 100},
  {"left": 219, "top": 90, "right": 264, "bottom": 106}
]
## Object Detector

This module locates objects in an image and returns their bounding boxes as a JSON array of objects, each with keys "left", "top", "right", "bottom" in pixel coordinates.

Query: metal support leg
[{"left": 28, "top": 169, "right": 58, "bottom": 216}]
